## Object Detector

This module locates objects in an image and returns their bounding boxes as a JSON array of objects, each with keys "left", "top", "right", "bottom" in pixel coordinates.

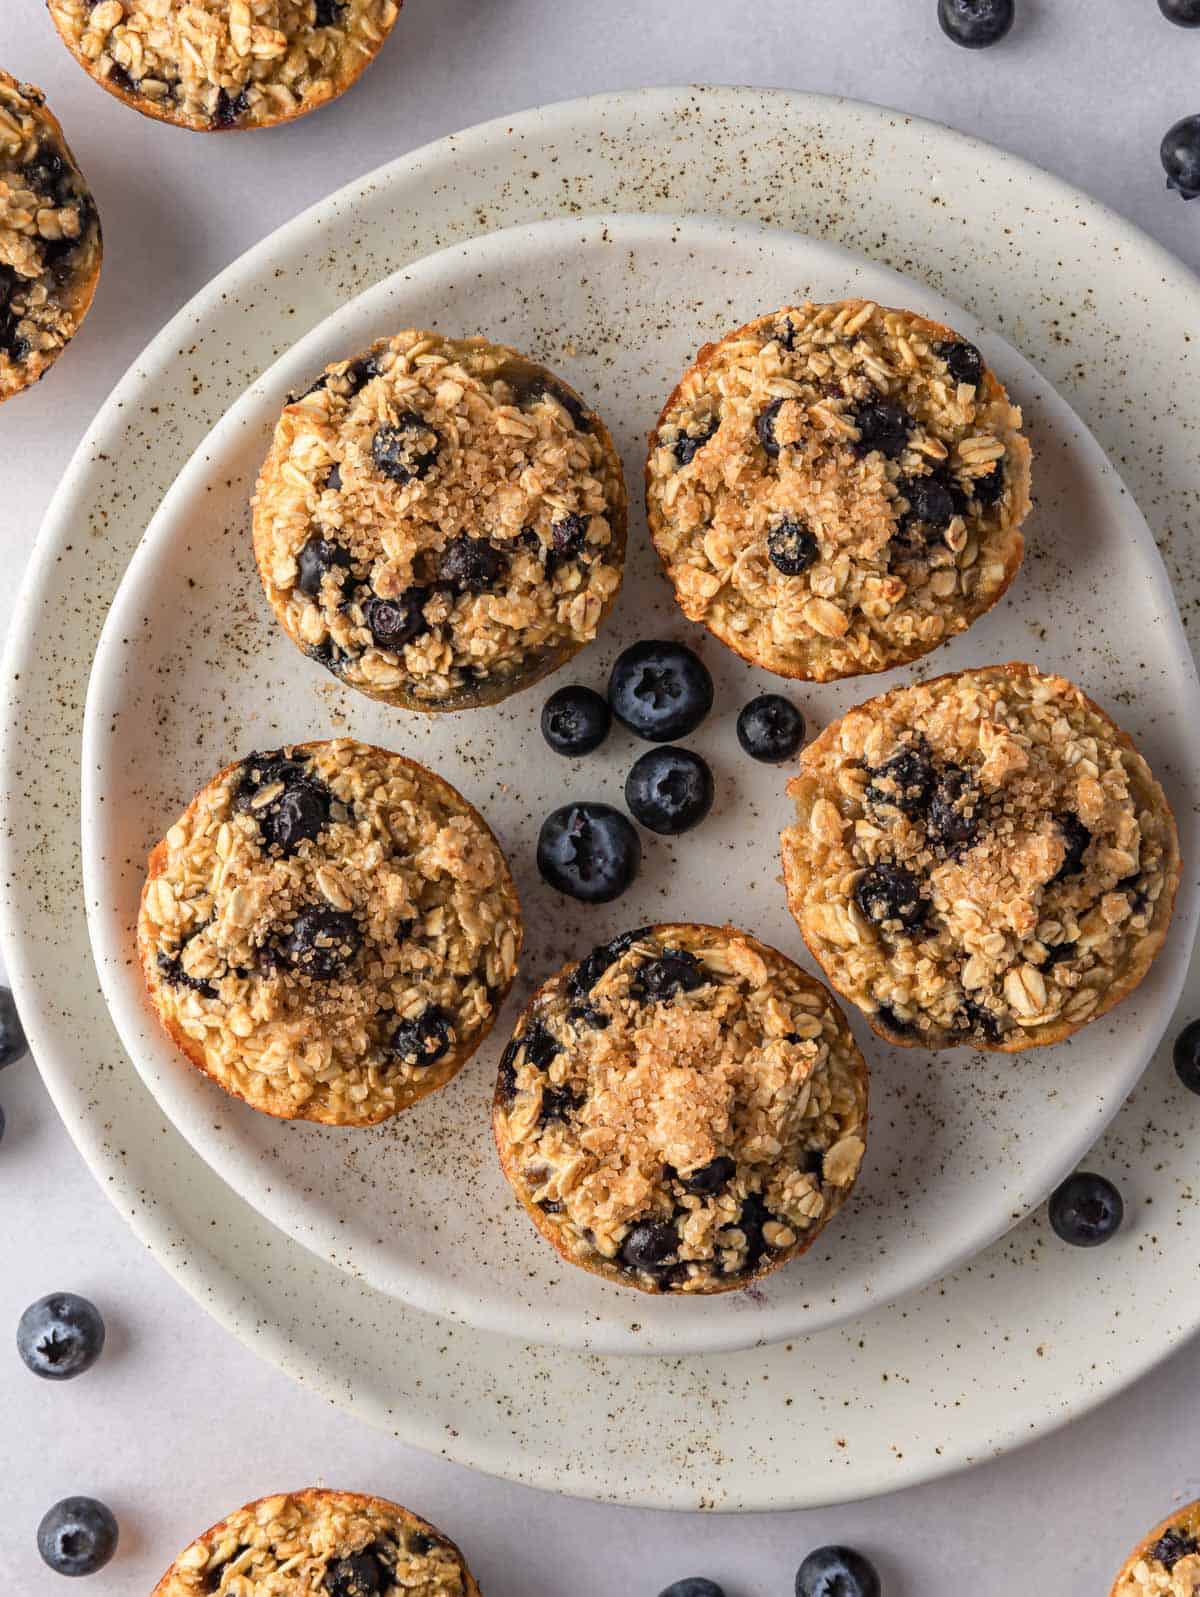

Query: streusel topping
[
  {"left": 154, "top": 1490, "right": 472, "bottom": 1597},
  {"left": 0, "top": 72, "right": 101, "bottom": 401},
  {"left": 138, "top": 739, "right": 521, "bottom": 1124},
  {"left": 782, "top": 665, "right": 1179, "bottom": 1051},
  {"left": 48, "top": 0, "right": 400, "bottom": 132},
  {"left": 253, "top": 330, "right": 627, "bottom": 709},
  {"left": 1113, "top": 1508, "right": 1200, "bottom": 1597},
  {"left": 646, "top": 300, "right": 1031, "bottom": 681},
  {"left": 493, "top": 924, "right": 867, "bottom": 1294}
]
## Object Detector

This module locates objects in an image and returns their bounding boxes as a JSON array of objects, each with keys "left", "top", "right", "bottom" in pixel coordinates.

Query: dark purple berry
[
  {"left": 864, "top": 742, "right": 935, "bottom": 815},
  {"left": 677, "top": 1155, "right": 735, "bottom": 1196},
  {"left": 855, "top": 863, "right": 926, "bottom": 934},
  {"left": 672, "top": 416, "right": 718, "bottom": 466},
  {"left": 620, "top": 1219, "right": 677, "bottom": 1275},
  {"left": 926, "top": 768, "right": 981, "bottom": 855},
  {"left": 537, "top": 803, "right": 641, "bottom": 904},
  {"left": 1174, "top": 1019, "right": 1200, "bottom": 1094},
  {"left": 850, "top": 398, "right": 911, "bottom": 459},
  {"left": 625, "top": 746, "right": 714, "bottom": 835},
  {"left": 633, "top": 949, "right": 707, "bottom": 1002},
  {"left": 282, "top": 907, "right": 361, "bottom": 980},
  {"left": 296, "top": 537, "right": 352, "bottom": 599},
  {"left": 439, "top": 535, "right": 507, "bottom": 593},
  {"left": 388, "top": 1006, "right": 453, "bottom": 1069},
  {"left": 937, "top": 0, "right": 1015, "bottom": 48},
  {"left": 541, "top": 685, "right": 611, "bottom": 757},
  {"left": 325, "top": 1545, "right": 389, "bottom": 1597},
  {"left": 736, "top": 694, "right": 806, "bottom": 763},
  {"left": 1150, "top": 1529, "right": 1200, "bottom": 1569},
  {"left": 608, "top": 640, "right": 714, "bottom": 743},
  {"left": 38, "top": 1498, "right": 118, "bottom": 1577},
  {"left": 1048, "top": 1171, "right": 1124, "bottom": 1246},
  {"left": 17, "top": 1293, "right": 106, "bottom": 1380},
  {"left": 757, "top": 397, "right": 789, "bottom": 457},
  {"left": 900, "top": 474, "right": 956, "bottom": 533},
  {"left": 0, "top": 985, "right": 29, "bottom": 1070},
  {"left": 364, "top": 588, "right": 429, "bottom": 649},
  {"left": 936, "top": 339, "right": 984, "bottom": 385},
  {"left": 1160, "top": 0, "right": 1200, "bottom": 24},
  {"left": 1052, "top": 813, "right": 1091, "bottom": 881},
  {"left": 766, "top": 517, "right": 820, "bottom": 575},
  {"left": 796, "top": 1545, "right": 881, "bottom": 1597},
  {"left": 371, "top": 413, "right": 439, "bottom": 483}
]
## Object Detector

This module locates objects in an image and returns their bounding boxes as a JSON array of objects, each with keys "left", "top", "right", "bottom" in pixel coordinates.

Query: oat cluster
[
  {"left": 1112, "top": 1507, "right": 1200, "bottom": 1597},
  {"left": 782, "top": 665, "right": 1180, "bottom": 1051},
  {"left": 138, "top": 739, "right": 521, "bottom": 1124},
  {"left": 646, "top": 300, "right": 1030, "bottom": 681},
  {"left": 253, "top": 330, "right": 627, "bottom": 710},
  {"left": 493, "top": 924, "right": 867, "bottom": 1294},
  {"left": 48, "top": 0, "right": 400, "bottom": 130}
]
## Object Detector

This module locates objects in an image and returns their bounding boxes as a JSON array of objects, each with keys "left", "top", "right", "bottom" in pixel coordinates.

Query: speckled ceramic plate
[
  {"left": 80, "top": 211, "right": 1199, "bottom": 1357},
  {"left": 6, "top": 87, "right": 1200, "bottom": 1506}
]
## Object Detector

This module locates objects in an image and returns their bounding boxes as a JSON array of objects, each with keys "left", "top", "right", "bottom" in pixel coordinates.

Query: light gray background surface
[{"left": 2, "top": 2, "right": 1199, "bottom": 1592}]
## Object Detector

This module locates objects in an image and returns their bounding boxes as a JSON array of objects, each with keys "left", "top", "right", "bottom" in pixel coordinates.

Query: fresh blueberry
[
  {"left": 855, "top": 863, "right": 926, "bottom": 934},
  {"left": 937, "top": 0, "right": 1015, "bottom": 48},
  {"left": 371, "top": 414, "right": 438, "bottom": 483},
  {"left": 363, "top": 588, "right": 429, "bottom": 649},
  {"left": 325, "top": 1545, "right": 389, "bottom": 1596},
  {"left": 796, "top": 1545, "right": 882, "bottom": 1597},
  {"left": 633, "top": 949, "right": 707, "bottom": 1002},
  {"left": 736, "top": 694, "right": 806, "bottom": 763},
  {"left": 388, "top": 1006, "right": 453, "bottom": 1069},
  {"left": 38, "top": 1497, "right": 118, "bottom": 1577},
  {"left": 936, "top": 339, "right": 985, "bottom": 385},
  {"left": 1052, "top": 812, "right": 1091, "bottom": 881},
  {"left": 673, "top": 417, "right": 718, "bottom": 466},
  {"left": 864, "top": 742, "right": 935, "bottom": 815},
  {"left": 620, "top": 1218, "right": 677, "bottom": 1275},
  {"left": 1174, "top": 1019, "right": 1200, "bottom": 1093},
  {"left": 767, "top": 517, "right": 820, "bottom": 575},
  {"left": 676, "top": 1155, "right": 736, "bottom": 1196},
  {"left": 17, "top": 1293, "right": 106, "bottom": 1380},
  {"left": 900, "top": 475, "right": 956, "bottom": 533},
  {"left": 1048, "top": 1171, "right": 1124, "bottom": 1246},
  {"left": 658, "top": 1582, "right": 725, "bottom": 1597},
  {"left": 537, "top": 802, "right": 641, "bottom": 903},
  {"left": 1162, "top": 114, "right": 1200, "bottom": 199},
  {"left": 625, "top": 747, "right": 714, "bottom": 835},
  {"left": 541, "top": 685, "right": 611, "bottom": 757},
  {"left": 0, "top": 985, "right": 29, "bottom": 1069},
  {"left": 850, "top": 398, "right": 911, "bottom": 459},
  {"left": 608, "top": 640, "right": 714, "bottom": 743},
  {"left": 1160, "top": 0, "right": 1200, "bottom": 24},
  {"left": 757, "top": 397, "right": 788, "bottom": 457},
  {"left": 439, "top": 535, "right": 507, "bottom": 593},
  {"left": 296, "top": 536, "right": 352, "bottom": 599},
  {"left": 281, "top": 907, "right": 361, "bottom": 979}
]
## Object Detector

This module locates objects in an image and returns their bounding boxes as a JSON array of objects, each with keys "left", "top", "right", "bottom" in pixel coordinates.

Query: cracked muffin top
[
  {"left": 137, "top": 738, "right": 521, "bottom": 1125},
  {"left": 152, "top": 1488, "right": 479, "bottom": 1597},
  {"left": 253, "top": 330, "right": 627, "bottom": 710},
  {"left": 493, "top": 923, "right": 867, "bottom": 1295},
  {"left": 0, "top": 71, "right": 101, "bottom": 402},
  {"left": 646, "top": 299, "right": 1031, "bottom": 682},
  {"left": 1111, "top": 1501, "right": 1200, "bottom": 1597},
  {"left": 48, "top": 0, "right": 401, "bottom": 132},
  {"left": 782, "top": 664, "right": 1180, "bottom": 1052}
]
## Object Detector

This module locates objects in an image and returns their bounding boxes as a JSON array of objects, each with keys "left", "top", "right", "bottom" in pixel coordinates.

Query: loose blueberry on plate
[
  {"left": 625, "top": 747, "right": 714, "bottom": 835},
  {"left": 38, "top": 1497, "right": 118, "bottom": 1577},
  {"left": 608, "top": 639, "right": 714, "bottom": 742},
  {"left": 1160, "top": 0, "right": 1200, "bottom": 24},
  {"left": 1173, "top": 1019, "right": 1200, "bottom": 1093},
  {"left": 937, "top": 0, "right": 1015, "bottom": 48},
  {"left": 17, "top": 1293, "right": 106, "bottom": 1380},
  {"left": 541, "top": 685, "right": 612, "bottom": 756},
  {"left": 658, "top": 1581, "right": 725, "bottom": 1597},
  {"left": 0, "top": 985, "right": 29, "bottom": 1069},
  {"left": 1048, "top": 1171, "right": 1124, "bottom": 1246},
  {"left": 1162, "top": 114, "right": 1200, "bottom": 199},
  {"left": 796, "top": 1545, "right": 882, "bottom": 1597},
  {"left": 736, "top": 694, "right": 806, "bottom": 763},
  {"left": 537, "top": 802, "right": 641, "bottom": 903}
]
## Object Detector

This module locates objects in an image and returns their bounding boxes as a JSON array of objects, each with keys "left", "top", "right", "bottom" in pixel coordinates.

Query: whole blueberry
[
  {"left": 1048, "top": 1171, "right": 1124, "bottom": 1247},
  {"left": 371, "top": 413, "right": 438, "bottom": 483},
  {"left": 736, "top": 694, "right": 806, "bottom": 763},
  {"left": 17, "top": 1293, "right": 106, "bottom": 1380},
  {"left": 625, "top": 747, "right": 714, "bottom": 835},
  {"left": 0, "top": 985, "right": 29, "bottom": 1069},
  {"left": 38, "top": 1497, "right": 118, "bottom": 1577},
  {"left": 935, "top": 339, "right": 985, "bottom": 386},
  {"left": 937, "top": 0, "right": 1015, "bottom": 48},
  {"left": 620, "top": 1218, "right": 677, "bottom": 1274},
  {"left": 325, "top": 1546, "right": 388, "bottom": 1597},
  {"left": 767, "top": 517, "right": 820, "bottom": 575},
  {"left": 388, "top": 1006, "right": 454, "bottom": 1069},
  {"left": 658, "top": 1582, "right": 725, "bottom": 1597},
  {"left": 1173, "top": 1019, "right": 1200, "bottom": 1093},
  {"left": 281, "top": 906, "right": 361, "bottom": 980},
  {"left": 1162, "top": 114, "right": 1200, "bottom": 199},
  {"left": 677, "top": 1155, "right": 736, "bottom": 1196},
  {"left": 296, "top": 536, "right": 352, "bottom": 599},
  {"left": 849, "top": 399, "right": 911, "bottom": 459},
  {"left": 1160, "top": 0, "right": 1200, "bottom": 23},
  {"left": 607, "top": 640, "right": 714, "bottom": 743},
  {"left": 537, "top": 802, "right": 641, "bottom": 903},
  {"left": 796, "top": 1546, "right": 882, "bottom": 1597},
  {"left": 855, "top": 863, "right": 926, "bottom": 934},
  {"left": 363, "top": 589, "right": 429, "bottom": 650},
  {"left": 439, "top": 535, "right": 507, "bottom": 593},
  {"left": 541, "top": 685, "right": 612, "bottom": 757}
]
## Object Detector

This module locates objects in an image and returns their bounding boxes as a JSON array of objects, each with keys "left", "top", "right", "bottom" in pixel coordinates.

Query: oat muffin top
[
  {"left": 1113, "top": 1505, "right": 1200, "bottom": 1597},
  {"left": 493, "top": 924, "right": 867, "bottom": 1294},
  {"left": 782, "top": 664, "right": 1180, "bottom": 1052},
  {"left": 48, "top": 0, "right": 400, "bottom": 132},
  {"left": 646, "top": 300, "right": 1031, "bottom": 682},
  {"left": 0, "top": 71, "right": 101, "bottom": 402},
  {"left": 253, "top": 330, "right": 627, "bottom": 710},
  {"left": 138, "top": 739, "right": 521, "bottom": 1124},
  {"left": 152, "top": 1488, "right": 479, "bottom": 1596}
]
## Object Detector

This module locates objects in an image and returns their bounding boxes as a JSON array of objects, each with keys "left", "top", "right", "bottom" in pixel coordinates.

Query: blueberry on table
[
  {"left": 541, "top": 685, "right": 612, "bottom": 757},
  {"left": 607, "top": 640, "right": 714, "bottom": 742},
  {"left": 0, "top": 1103, "right": 5, "bottom": 1145},
  {"left": 796, "top": 1545, "right": 882, "bottom": 1597},
  {"left": 17, "top": 1293, "right": 106, "bottom": 1380},
  {"left": 1048, "top": 1171, "right": 1124, "bottom": 1247},
  {"left": 937, "top": 0, "right": 1015, "bottom": 48},
  {"left": 1160, "top": 0, "right": 1200, "bottom": 23},
  {"left": 0, "top": 985, "right": 29, "bottom": 1069},
  {"left": 1173, "top": 1019, "right": 1200, "bottom": 1093},
  {"left": 625, "top": 747, "right": 714, "bottom": 835},
  {"left": 658, "top": 1581, "right": 726, "bottom": 1597},
  {"left": 736, "top": 694, "right": 807, "bottom": 763},
  {"left": 38, "top": 1496, "right": 118, "bottom": 1576},
  {"left": 1162, "top": 114, "right": 1200, "bottom": 199},
  {"left": 537, "top": 802, "right": 641, "bottom": 903}
]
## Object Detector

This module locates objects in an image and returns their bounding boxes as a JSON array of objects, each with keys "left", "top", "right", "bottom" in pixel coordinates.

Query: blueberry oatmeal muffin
[
  {"left": 646, "top": 300, "right": 1031, "bottom": 682},
  {"left": 253, "top": 331, "right": 627, "bottom": 711},
  {"left": 0, "top": 72, "right": 101, "bottom": 402},
  {"left": 781, "top": 664, "right": 1180, "bottom": 1052},
  {"left": 137, "top": 738, "right": 521, "bottom": 1125},
  {"left": 151, "top": 1488, "right": 480, "bottom": 1596},
  {"left": 1112, "top": 1501, "right": 1200, "bottom": 1597},
  {"left": 492, "top": 923, "right": 868, "bottom": 1294},
  {"left": 47, "top": 0, "right": 401, "bottom": 132}
]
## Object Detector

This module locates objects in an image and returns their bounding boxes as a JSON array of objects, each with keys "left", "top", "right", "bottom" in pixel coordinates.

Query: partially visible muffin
[
  {"left": 253, "top": 330, "right": 627, "bottom": 710},
  {"left": 0, "top": 71, "right": 101, "bottom": 402},
  {"left": 47, "top": 0, "right": 402, "bottom": 132},
  {"left": 646, "top": 299, "right": 1031, "bottom": 681},
  {"left": 137, "top": 738, "right": 521, "bottom": 1124},
  {"left": 781, "top": 663, "right": 1180, "bottom": 1051},
  {"left": 493, "top": 923, "right": 868, "bottom": 1294},
  {"left": 1111, "top": 1499, "right": 1200, "bottom": 1597},
  {"left": 152, "top": 1488, "right": 480, "bottom": 1596}
]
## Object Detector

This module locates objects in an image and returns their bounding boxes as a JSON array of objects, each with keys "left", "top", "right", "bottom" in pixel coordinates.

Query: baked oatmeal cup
[
  {"left": 493, "top": 923, "right": 868, "bottom": 1295},
  {"left": 253, "top": 330, "right": 628, "bottom": 711},
  {"left": 137, "top": 738, "right": 521, "bottom": 1125},
  {"left": 152, "top": 1488, "right": 480, "bottom": 1596},
  {"left": 781, "top": 663, "right": 1180, "bottom": 1052},
  {"left": 646, "top": 299, "right": 1031, "bottom": 682},
  {"left": 47, "top": 0, "right": 402, "bottom": 132},
  {"left": 1111, "top": 1499, "right": 1200, "bottom": 1597},
  {"left": 0, "top": 71, "right": 101, "bottom": 402}
]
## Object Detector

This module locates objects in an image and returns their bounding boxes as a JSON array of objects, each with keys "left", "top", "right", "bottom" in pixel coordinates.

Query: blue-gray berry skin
[
  {"left": 1163, "top": 114, "right": 1200, "bottom": 199},
  {"left": 937, "top": 0, "right": 1015, "bottom": 47},
  {"left": 1048, "top": 1171, "right": 1124, "bottom": 1247},
  {"left": 0, "top": 985, "right": 29, "bottom": 1069},
  {"left": 1160, "top": 0, "right": 1200, "bottom": 23},
  {"left": 1174, "top": 1019, "right": 1200, "bottom": 1093},
  {"left": 659, "top": 1582, "right": 726, "bottom": 1597},
  {"left": 37, "top": 1497, "right": 118, "bottom": 1576},
  {"left": 17, "top": 1293, "right": 106, "bottom": 1380},
  {"left": 796, "top": 1546, "right": 882, "bottom": 1597}
]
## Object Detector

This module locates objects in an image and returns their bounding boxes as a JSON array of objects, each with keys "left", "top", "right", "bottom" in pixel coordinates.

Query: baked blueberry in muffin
[{"left": 1110, "top": 1498, "right": 1200, "bottom": 1597}]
